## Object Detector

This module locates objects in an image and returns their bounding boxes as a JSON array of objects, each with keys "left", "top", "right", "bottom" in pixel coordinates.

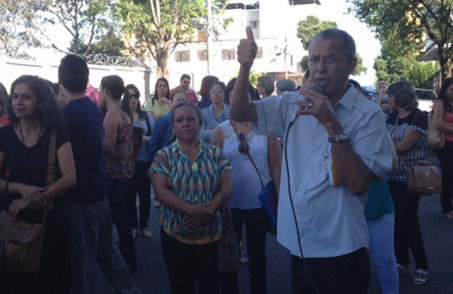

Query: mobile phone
[{"left": 310, "top": 82, "right": 323, "bottom": 94}]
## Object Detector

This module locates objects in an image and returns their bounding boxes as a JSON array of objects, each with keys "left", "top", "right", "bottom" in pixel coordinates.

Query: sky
[
  {"left": 33, "top": 0, "right": 381, "bottom": 87},
  {"left": 295, "top": 0, "right": 382, "bottom": 87}
]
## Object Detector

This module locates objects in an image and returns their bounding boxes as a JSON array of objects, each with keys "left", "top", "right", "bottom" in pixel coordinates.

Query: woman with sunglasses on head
[
  {"left": 200, "top": 81, "right": 230, "bottom": 143},
  {"left": 124, "top": 84, "right": 155, "bottom": 238},
  {"left": 0, "top": 75, "right": 76, "bottom": 293},
  {"left": 100, "top": 75, "right": 137, "bottom": 273},
  {"left": 150, "top": 102, "right": 233, "bottom": 294},
  {"left": 145, "top": 78, "right": 171, "bottom": 121},
  {"left": 211, "top": 116, "right": 282, "bottom": 294}
]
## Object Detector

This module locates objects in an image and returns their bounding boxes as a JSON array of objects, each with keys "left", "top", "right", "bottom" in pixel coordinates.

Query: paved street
[{"left": 99, "top": 193, "right": 453, "bottom": 294}]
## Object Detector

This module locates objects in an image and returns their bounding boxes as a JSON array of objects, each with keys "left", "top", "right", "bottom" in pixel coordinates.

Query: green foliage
[
  {"left": 296, "top": 15, "right": 366, "bottom": 76},
  {"left": 249, "top": 71, "right": 267, "bottom": 88},
  {"left": 353, "top": 54, "right": 367, "bottom": 76},
  {"left": 297, "top": 15, "right": 337, "bottom": 50},
  {"left": 373, "top": 29, "right": 438, "bottom": 89},
  {"left": 41, "top": 0, "right": 114, "bottom": 54},
  {"left": 348, "top": 0, "right": 453, "bottom": 82},
  {"left": 116, "top": 0, "right": 208, "bottom": 77},
  {"left": 0, "top": 0, "right": 42, "bottom": 58}
]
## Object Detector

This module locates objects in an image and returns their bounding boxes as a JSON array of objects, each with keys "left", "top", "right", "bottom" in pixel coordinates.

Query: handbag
[
  {"left": 393, "top": 115, "right": 442, "bottom": 195},
  {"left": 427, "top": 111, "right": 445, "bottom": 149},
  {"left": 218, "top": 194, "right": 240, "bottom": 272},
  {"left": 403, "top": 157, "right": 442, "bottom": 195},
  {"left": 0, "top": 128, "right": 57, "bottom": 272},
  {"left": 231, "top": 121, "right": 278, "bottom": 234}
]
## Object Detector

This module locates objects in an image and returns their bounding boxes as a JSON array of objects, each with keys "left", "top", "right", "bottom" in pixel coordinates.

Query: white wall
[{"left": 0, "top": 57, "right": 152, "bottom": 106}]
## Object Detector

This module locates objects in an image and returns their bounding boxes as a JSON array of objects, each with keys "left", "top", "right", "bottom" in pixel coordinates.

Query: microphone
[{"left": 290, "top": 83, "right": 323, "bottom": 123}]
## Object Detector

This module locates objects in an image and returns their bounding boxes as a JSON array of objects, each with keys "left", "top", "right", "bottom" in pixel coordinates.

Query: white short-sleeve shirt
[{"left": 253, "top": 86, "right": 393, "bottom": 258}]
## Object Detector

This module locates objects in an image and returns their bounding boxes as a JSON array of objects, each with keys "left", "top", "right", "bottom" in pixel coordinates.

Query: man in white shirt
[{"left": 231, "top": 27, "right": 393, "bottom": 293}]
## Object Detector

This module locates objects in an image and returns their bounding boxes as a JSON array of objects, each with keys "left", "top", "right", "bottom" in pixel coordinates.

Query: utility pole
[{"left": 207, "top": 0, "right": 213, "bottom": 75}]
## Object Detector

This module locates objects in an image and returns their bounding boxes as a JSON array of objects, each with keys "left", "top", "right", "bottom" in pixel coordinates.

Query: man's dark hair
[
  {"left": 58, "top": 54, "right": 89, "bottom": 93},
  {"left": 310, "top": 28, "right": 356, "bottom": 62},
  {"left": 180, "top": 74, "right": 191, "bottom": 82}
]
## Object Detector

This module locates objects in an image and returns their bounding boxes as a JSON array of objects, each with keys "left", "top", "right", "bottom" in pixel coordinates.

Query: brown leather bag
[
  {"left": 218, "top": 193, "right": 240, "bottom": 272},
  {"left": 405, "top": 159, "right": 442, "bottom": 195},
  {"left": 0, "top": 129, "right": 57, "bottom": 272}
]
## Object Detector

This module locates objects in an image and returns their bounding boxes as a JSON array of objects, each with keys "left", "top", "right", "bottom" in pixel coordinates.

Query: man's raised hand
[{"left": 237, "top": 27, "right": 257, "bottom": 69}]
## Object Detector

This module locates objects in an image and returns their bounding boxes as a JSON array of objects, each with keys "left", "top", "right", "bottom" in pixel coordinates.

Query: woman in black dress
[{"left": 0, "top": 75, "right": 76, "bottom": 293}]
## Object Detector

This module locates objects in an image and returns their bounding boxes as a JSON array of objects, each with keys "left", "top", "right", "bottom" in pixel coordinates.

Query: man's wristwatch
[{"left": 328, "top": 131, "right": 349, "bottom": 143}]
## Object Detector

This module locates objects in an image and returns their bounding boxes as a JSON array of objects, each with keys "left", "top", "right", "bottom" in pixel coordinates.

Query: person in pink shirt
[
  {"left": 86, "top": 82, "right": 100, "bottom": 105},
  {"left": 170, "top": 74, "right": 198, "bottom": 104}
]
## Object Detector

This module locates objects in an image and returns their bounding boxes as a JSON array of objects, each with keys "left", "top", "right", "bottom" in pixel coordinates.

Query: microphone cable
[{"left": 285, "top": 118, "right": 321, "bottom": 294}]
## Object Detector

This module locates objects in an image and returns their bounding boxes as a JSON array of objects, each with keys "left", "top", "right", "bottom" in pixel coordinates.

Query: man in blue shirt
[
  {"left": 231, "top": 28, "right": 393, "bottom": 294},
  {"left": 59, "top": 54, "right": 141, "bottom": 294}
]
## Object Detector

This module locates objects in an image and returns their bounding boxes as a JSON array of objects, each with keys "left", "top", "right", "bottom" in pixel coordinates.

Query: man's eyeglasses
[
  {"left": 308, "top": 55, "right": 348, "bottom": 66},
  {"left": 237, "top": 133, "right": 250, "bottom": 154}
]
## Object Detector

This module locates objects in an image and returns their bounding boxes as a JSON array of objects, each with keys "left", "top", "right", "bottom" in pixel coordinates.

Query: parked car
[{"left": 415, "top": 88, "right": 437, "bottom": 112}]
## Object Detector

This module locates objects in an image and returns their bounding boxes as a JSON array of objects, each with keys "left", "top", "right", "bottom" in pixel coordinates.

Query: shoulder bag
[
  {"left": 218, "top": 192, "right": 241, "bottom": 272},
  {"left": 0, "top": 128, "right": 57, "bottom": 272},
  {"left": 231, "top": 122, "right": 277, "bottom": 234},
  {"left": 427, "top": 104, "right": 446, "bottom": 149},
  {"left": 393, "top": 116, "right": 442, "bottom": 195}
]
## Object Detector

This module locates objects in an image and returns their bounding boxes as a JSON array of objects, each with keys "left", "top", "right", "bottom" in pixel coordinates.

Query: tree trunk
[{"left": 156, "top": 47, "right": 169, "bottom": 80}]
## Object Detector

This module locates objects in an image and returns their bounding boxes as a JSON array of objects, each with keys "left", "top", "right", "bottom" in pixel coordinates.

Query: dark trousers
[
  {"left": 291, "top": 247, "right": 370, "bottom": 294},
  {"left": 221, "top": 208, "right": 267, "bottom": 294},
  {"left": 160, "top": 229, "right": 220, "bottom": 294},
  {"left": 437, "top": 140, "right": 453, "bottom": 213},
  {"left": 107, "top": 178, "right": 136, "bottom": 270},
  {"left": 389, "top": 181, "right": 428, "bottom": 270},
  {"left": 128, "top": 161, "right": 151, "bottom": 229}
]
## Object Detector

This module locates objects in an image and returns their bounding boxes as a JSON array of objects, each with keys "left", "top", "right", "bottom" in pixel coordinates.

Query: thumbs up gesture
[{"left": 237, "top": 27, "right": 257, "bottom": 69}]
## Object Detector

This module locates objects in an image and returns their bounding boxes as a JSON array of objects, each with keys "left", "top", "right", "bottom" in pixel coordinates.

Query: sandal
[
  {"left": 443, "top": 211, "right": 453, "bottom": 219},
  {"left": 413, "top": 269, "right": 428, "bottom": 285}
]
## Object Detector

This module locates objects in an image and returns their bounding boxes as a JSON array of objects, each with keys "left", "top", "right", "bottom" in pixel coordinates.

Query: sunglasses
[
  {"left": 237, "top": 133, "right": 250, "bottom": 154},
  {"left": 130, "top": 94, "right": 140, "bottom": 99}
]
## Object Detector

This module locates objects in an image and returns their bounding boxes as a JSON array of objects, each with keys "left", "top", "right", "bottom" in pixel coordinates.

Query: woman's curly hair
[{"left": 7, "top": 75, "right": 64, "bottom": 128}]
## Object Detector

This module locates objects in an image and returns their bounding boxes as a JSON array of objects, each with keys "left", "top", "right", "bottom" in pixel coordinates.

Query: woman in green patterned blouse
[{"left": 150, "top": 102, "right": 233, "bottom": 294}]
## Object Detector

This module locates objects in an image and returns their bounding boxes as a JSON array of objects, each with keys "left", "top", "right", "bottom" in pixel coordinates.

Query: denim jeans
[
  {"left": 67, "top": 198, "right": 142, "bottom": 294},
  {"left": 367, "top": 212, "right": 399, "bottom": 294},
  {"left": 108, "top": 178, "right": 136, "bottom": 270}
]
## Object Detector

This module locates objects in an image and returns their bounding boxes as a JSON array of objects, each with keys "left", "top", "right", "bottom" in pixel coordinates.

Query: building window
[
  {"left": 175, "top": 51, "right": 190, "bottom": 62},
  {"left": 198, "top": 50, "right": 208, "bottom": 61},
  {"left": 249, "top": 20, "right": 259, "bottom": 29},
  {"left": 256, "top": 47, "right": 263, "bottom": 59},
  {"left": 222, "top": 49, "right": 235, "bottom": 61}
]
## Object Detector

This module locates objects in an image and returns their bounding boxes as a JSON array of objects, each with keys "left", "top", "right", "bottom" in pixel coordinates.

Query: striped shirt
[
  {"left": 386, "top": 109, "right": 428, "bottom": 182},
  {"left": 149, "top": 139, "right": 231, "bottom": 245}
]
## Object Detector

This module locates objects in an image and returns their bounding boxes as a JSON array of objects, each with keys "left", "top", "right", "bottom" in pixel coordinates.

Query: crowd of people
[{"left": 0, "top": 26, "right": 452, "bottom": 294}]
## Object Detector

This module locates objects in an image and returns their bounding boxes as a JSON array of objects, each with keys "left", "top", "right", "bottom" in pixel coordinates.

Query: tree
[
  {"left": 0, "top": 0, "right": 42, "bottom": 58},
  {"left": 374, "top": 33, "right": 438, "bottom": 88},
  {"left": 297, "top": 15, "right": 337, "bottom": 51},
  {"left": 297, "top": 15, "right": 367, "bottom": 76},
  {"left": 116, "top": 0, "right": 228, "bottom": 78},
  {"left": 116, "top": 0, "right": 205, "bottom": 78},
  {"left": 42, "top": 0, "right": 115, "bottom": 54},
  {"left": 348, "top": 0, "right": 452, "bottom": 82}
]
